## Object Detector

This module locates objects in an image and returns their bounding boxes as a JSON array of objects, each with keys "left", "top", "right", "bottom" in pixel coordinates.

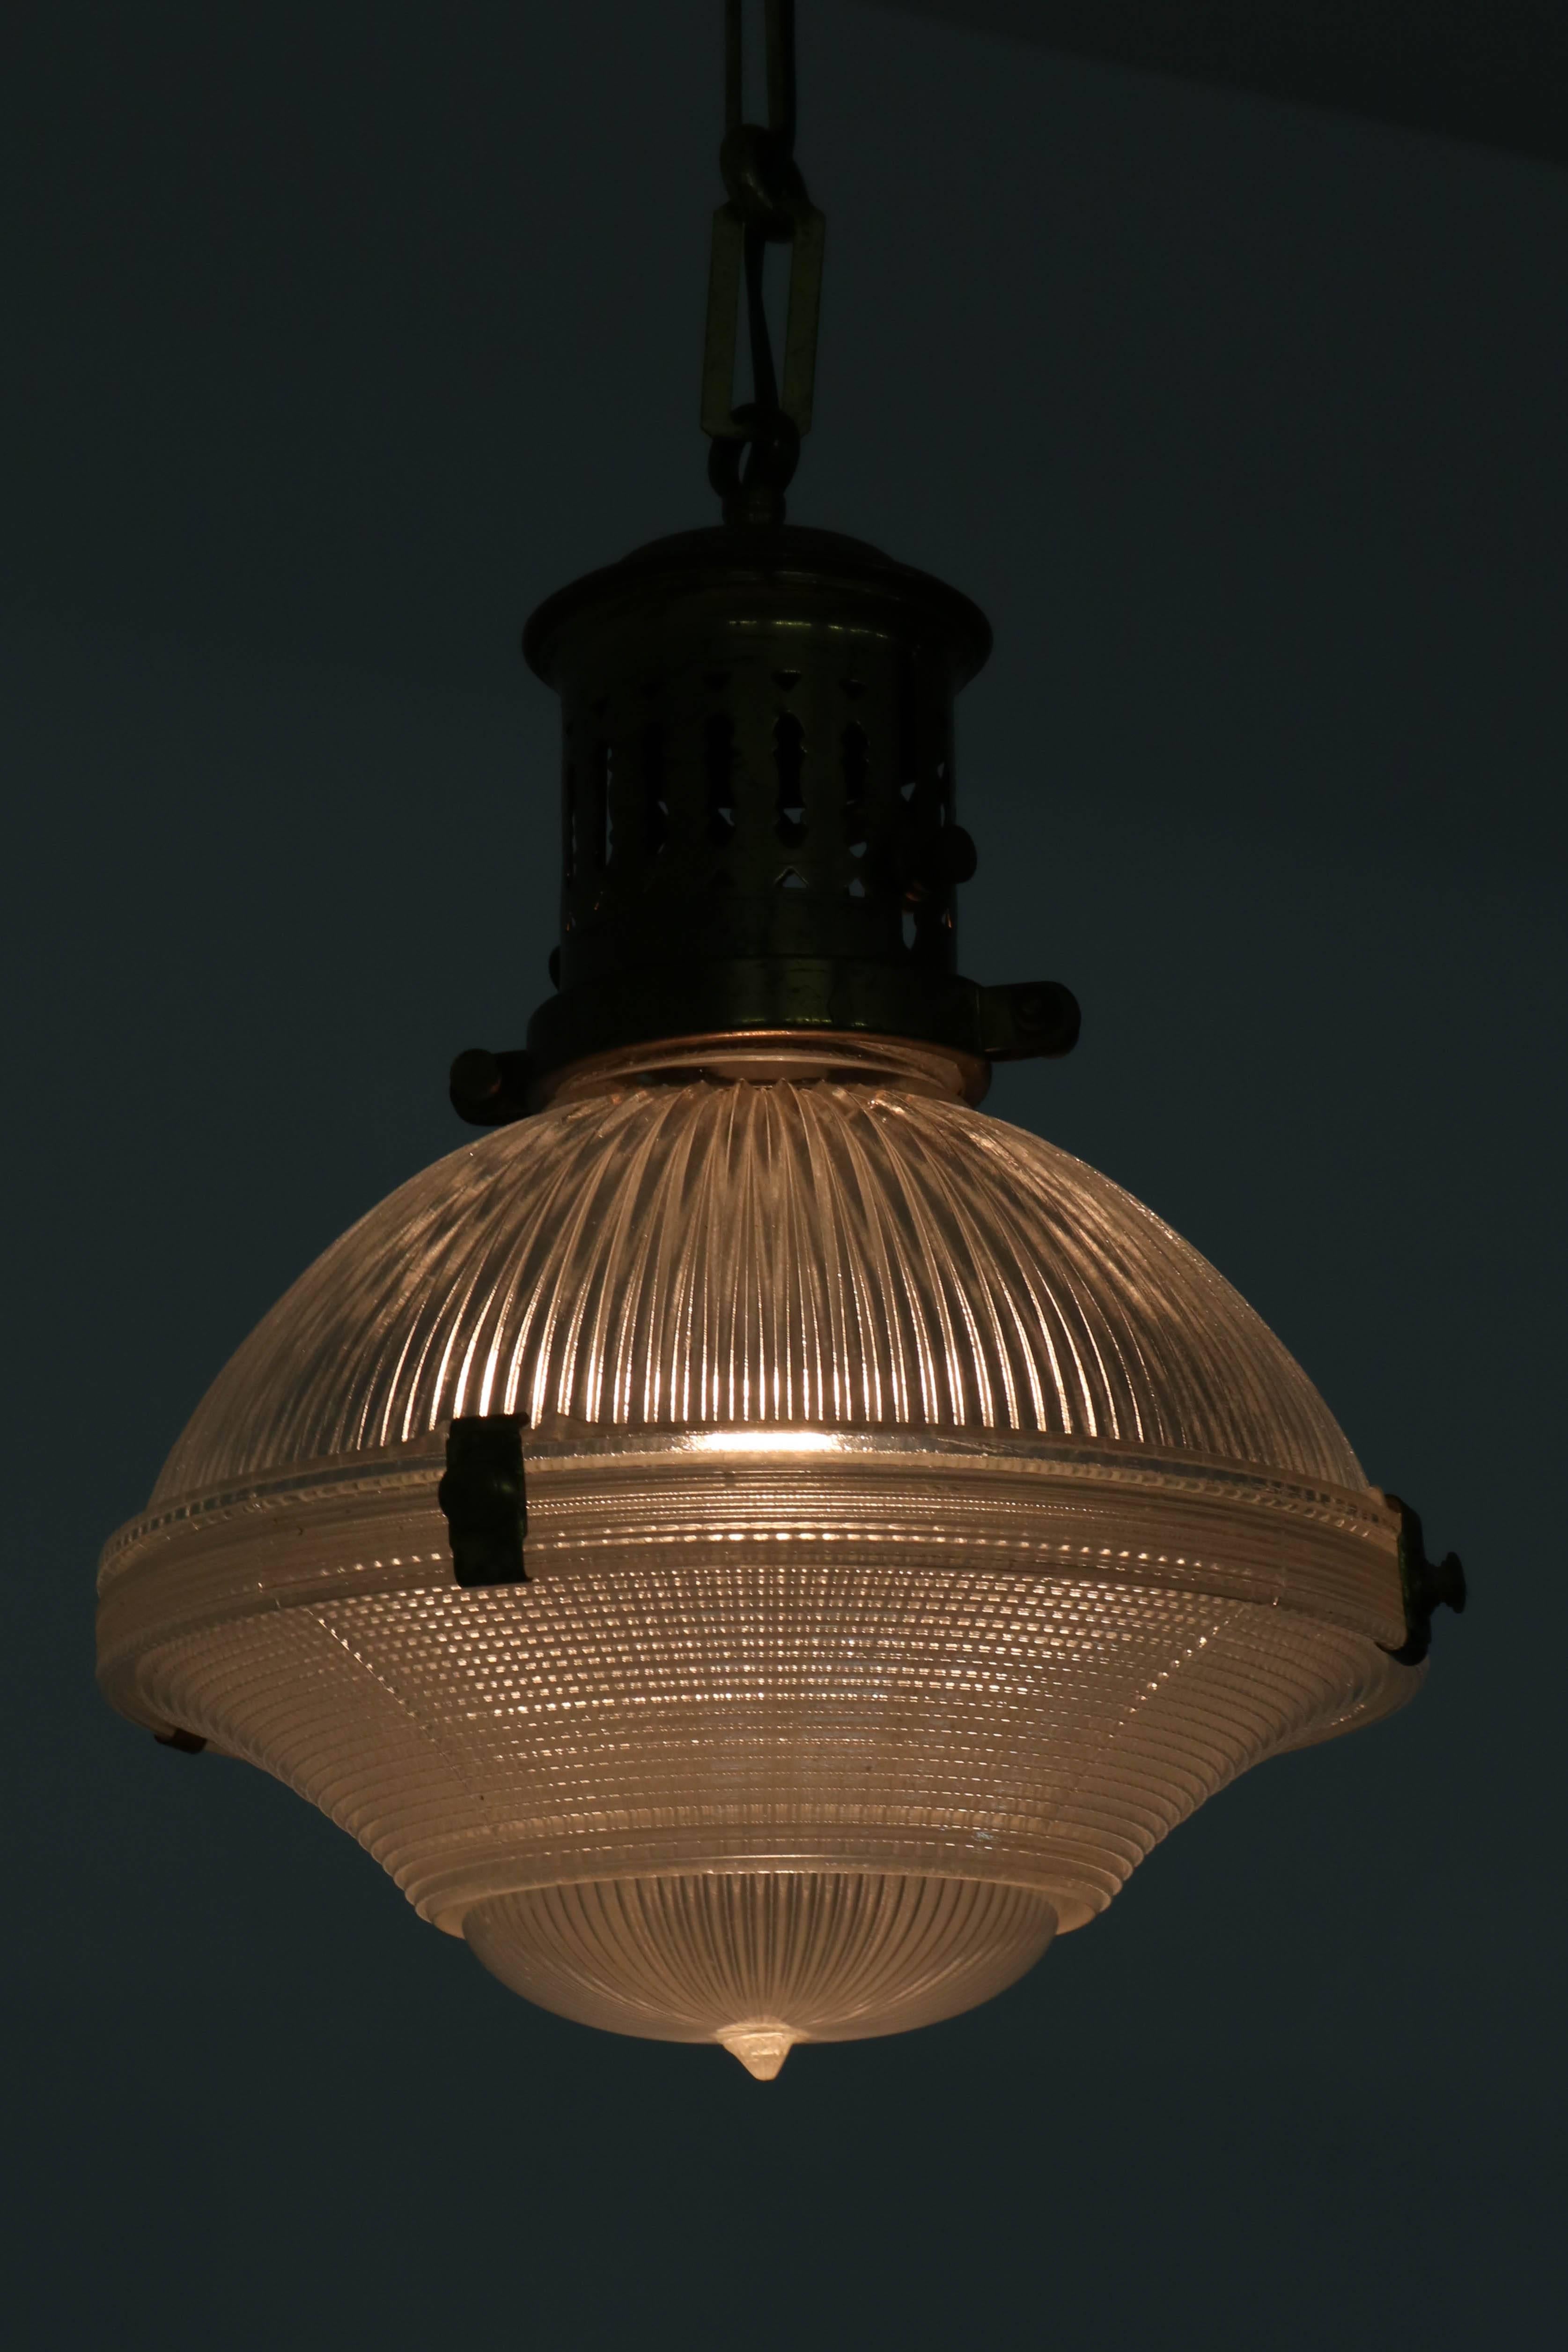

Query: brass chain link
[{"left": 701, "top": 0, "right": 825, "bottom": 525}]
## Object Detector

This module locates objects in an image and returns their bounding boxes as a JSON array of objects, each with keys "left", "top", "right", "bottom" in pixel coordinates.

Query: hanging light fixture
[{"left": 97, "top": 1, "right": 1464, "bottom": 2080}]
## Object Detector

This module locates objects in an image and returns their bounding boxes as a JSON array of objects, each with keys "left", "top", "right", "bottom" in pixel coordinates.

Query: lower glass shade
[
  {"left": 98, "top": 1061, "right": 1415, "bottom": 2069},
  {"left": 465, "top": 1873, "right": 1061, "bottom": 2077},
  {"left": 105, "top": 1485, "right": 1409, "bottom": 2066}
]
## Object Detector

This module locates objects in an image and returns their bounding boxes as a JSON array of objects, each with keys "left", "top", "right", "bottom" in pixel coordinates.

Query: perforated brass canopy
[{"left": 516, "top": 524, "right": 1077, "bottom": 1090}]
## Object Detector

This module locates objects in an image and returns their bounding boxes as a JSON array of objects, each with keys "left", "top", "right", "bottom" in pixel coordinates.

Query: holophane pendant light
[{"left": 97, "top": 2, "right": 1464, "bottom": 2079}]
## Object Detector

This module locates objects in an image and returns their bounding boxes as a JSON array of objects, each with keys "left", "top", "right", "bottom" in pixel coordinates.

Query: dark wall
[
  {"left": 884, "top": 0, "right": 1568, "bottom": 163},
  {"left": 4, "top": 6, "right": 1562, "bottom": 2345}
]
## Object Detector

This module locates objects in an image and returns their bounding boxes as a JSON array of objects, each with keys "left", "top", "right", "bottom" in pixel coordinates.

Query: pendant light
[{"left": 97, "top": 1, "right": 1464, "bottom": 2079}]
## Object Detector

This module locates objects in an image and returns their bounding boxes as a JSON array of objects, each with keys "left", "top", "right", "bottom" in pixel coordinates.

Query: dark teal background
[
  {"left": 898, "top": 2, "right": 1568, "bottom": 163},
  {"left": 4, "top": 6, "right": 1563, "bottom": 2344}
]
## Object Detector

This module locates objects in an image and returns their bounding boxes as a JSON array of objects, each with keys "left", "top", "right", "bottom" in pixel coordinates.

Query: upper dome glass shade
[{"left": 98, "top": 1059, "right": 1412, "bottom": 2073}]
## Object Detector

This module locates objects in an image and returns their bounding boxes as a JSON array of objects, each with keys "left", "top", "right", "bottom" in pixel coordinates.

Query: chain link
[{"left": 701, "top": 1, "right": 824, "bottom": 525}]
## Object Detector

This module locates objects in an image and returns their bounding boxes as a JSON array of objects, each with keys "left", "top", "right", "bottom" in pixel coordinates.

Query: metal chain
[{"left": 701, "top": 0, "right": 824, "bottom": 525}]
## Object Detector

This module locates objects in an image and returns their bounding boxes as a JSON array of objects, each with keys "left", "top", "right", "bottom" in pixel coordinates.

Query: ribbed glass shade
[{"left": 98, "top": 1054, "right": 1413, "bottom": 2072}]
